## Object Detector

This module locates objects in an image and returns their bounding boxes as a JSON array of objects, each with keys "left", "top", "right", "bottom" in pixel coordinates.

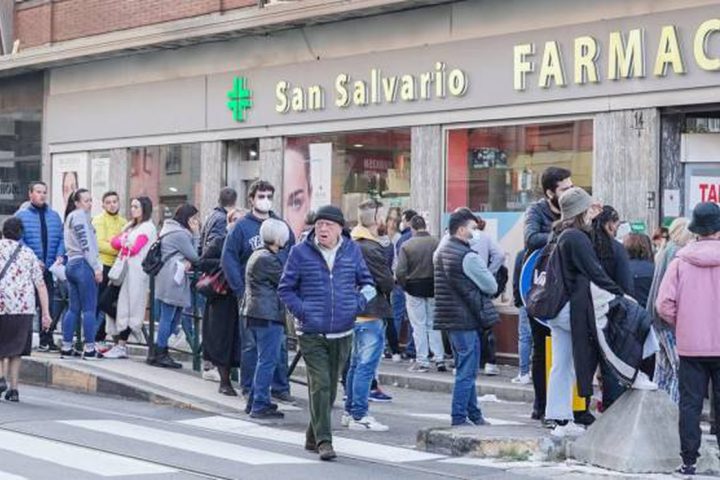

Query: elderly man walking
[{"left": 279, "top": 205, "right": 375, "bottom": 461}]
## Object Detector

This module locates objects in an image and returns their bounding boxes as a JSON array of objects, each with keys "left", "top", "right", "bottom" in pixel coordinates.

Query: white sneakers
[
  {"left": 202, "top": 367, "right": 222, "bottom": 383},
  {"left": 348, "top": 415, "right": 389, "bottom": 432},
  {"left": 102, "top": 345, "right": 128, "bottom": 359},
  {"left": 511, "top": 373, "right": 531, "bottom": 384},
  {"left": 484, "top": 364, "right": 500, "bottom": 376},
  {"left": 341, "top": 412, "right": 352, "bottom": 427},
  {"left": 632, "top": 371, "right": 658, "bottom": 391},
  {"left": 551, "top": 421, "right": 585, "bottom": 438},
  {"left": 391, "top": 353, "right": 402, "bottom": 363}
]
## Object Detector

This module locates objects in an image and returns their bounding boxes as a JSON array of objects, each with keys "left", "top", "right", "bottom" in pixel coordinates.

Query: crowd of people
[{"left": 0, "top": 170, "right": 717, "bottom": 473}]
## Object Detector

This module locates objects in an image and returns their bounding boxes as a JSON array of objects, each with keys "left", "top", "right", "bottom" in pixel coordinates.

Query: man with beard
[{"left": 523, "top": 167, "right": 573, "bottom": 425}]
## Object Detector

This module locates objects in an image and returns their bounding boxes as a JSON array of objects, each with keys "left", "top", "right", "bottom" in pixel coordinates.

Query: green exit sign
[{"left": 227, "top": 76, "right": 253, "bottom": 122}]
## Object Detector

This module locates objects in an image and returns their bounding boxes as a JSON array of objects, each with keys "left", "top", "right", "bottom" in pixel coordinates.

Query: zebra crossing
[{"left": 0, "top": 416, "right": 450, "bottom": 479}]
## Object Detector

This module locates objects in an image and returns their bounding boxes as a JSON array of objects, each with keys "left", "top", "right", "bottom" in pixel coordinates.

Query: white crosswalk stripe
[
  {"left": 61, "top": 420, "right": 315, "bottom": 465},
  {"left": 0, "top": 430, "right": 176, "bottom": 477},
  {"left": 178, "top": 416, "right": 446, "bottom": 463},
  {"left": 0, "top": 472, "right": 27, "bottom": 480}
]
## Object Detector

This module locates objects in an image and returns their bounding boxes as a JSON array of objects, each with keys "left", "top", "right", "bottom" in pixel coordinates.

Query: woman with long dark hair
[
  {"left": 103, "top": 197, "right": 157, "bottom": 359},
  {"left": 544, "top": 188, "right": 623, "bottom": 438},
  {"left": 150, "top": 204, "right": 201, "bottom": 369},
  {"left": 62, "top": 189, "right": 103, "bottom": 359}
]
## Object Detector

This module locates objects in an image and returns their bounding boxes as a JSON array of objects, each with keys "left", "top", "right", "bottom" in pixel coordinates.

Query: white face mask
[
  {"left": 471, "top": 230, "right": 482, "bottom": 241},
  {"left": 255, "top": 198, "right": 272, "bottom": 213}
]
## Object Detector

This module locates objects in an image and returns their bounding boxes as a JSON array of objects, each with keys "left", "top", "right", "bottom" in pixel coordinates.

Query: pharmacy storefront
[{"left": 45, "top": 3, "right": 720, "bottom": 359}]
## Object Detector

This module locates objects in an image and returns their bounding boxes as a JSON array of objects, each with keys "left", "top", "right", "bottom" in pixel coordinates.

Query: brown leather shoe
[{"left": 317, "top": 442, "right": 336, "bottom": 461}]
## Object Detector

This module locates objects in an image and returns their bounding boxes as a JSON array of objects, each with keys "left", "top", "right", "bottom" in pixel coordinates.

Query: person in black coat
[
  {"left": 197, "top": 209, "right": 242, "bottom": 396},
  {"left": 242, "top": 218, "right": 291, "bottom": 419}
]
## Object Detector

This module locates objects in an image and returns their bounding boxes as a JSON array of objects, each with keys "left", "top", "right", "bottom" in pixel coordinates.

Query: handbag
[
  {"left": 108, "top": 256, "right": 128, "bottom": 286},
  {"left": 98, "top": 284, "right": 121, "bottom": 318},
  {"left": 0, "top": 243, "right": 22, "bottom": 283},
  {"left": 196, "top": 269, "right": 229, "bottom": 299}
]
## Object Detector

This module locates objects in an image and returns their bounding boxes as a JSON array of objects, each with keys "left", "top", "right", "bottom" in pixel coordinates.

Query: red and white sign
[{"left": 689, "top": 175, "right": 720, "bottom": 209}]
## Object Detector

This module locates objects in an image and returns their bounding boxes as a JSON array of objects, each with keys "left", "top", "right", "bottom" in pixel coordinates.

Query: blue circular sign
[{"left": 519, "top": 249, "right": 550, "bottom": 328}]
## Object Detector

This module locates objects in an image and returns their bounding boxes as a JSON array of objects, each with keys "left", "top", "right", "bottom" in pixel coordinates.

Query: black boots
[{"left": 148, "top": 346, "right": 182, "bottom": 369}]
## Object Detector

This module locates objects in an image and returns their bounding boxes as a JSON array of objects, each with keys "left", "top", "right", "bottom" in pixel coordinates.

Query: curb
[{"left": 293, "top": 364, "right": 534, "bottom": 403}]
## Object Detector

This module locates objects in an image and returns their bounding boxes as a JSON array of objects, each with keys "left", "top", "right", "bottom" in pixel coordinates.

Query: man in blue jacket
[
  {"left": 279, "top": 205, "right": 375, "bottom": 461},
  {"left": 221, "top": 180, "right": 295, "bottom": 405},
  {"left": 15, "top": 181, "right": 65, "bottom": 351}
]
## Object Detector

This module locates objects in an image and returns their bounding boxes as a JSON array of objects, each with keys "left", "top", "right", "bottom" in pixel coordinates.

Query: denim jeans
[
  {"left": 517, "top": 307, "right": 532, "bottom": 376},
  {"left": 545, "top": 303, "right": 574, "bottom": 421},
  {"left": 392, "top": 287, "right": 414, "bottom": 354},
  {"left": 405, "top": 295, "right": 443, "bottom": 366},
  {"left": 62, "top": 260, "right": 99, "bottom": 346},
  {"left": 678, "top": 356, "right": 720, "bottom": 466},
  {"left": 157, "top": 300, "right": 183, "bottom": 349},
  {"left": 344, "top": 319, "right": 385, "bottom": 420},
  {"left": 238, "top": 311, "right": 289, "bottom": 396},
  {"left": 249, "top": 322, "right": 284, "bottom": 412},
  {"left": 448, "top": 330, "right": 483, "bottom": 425}
]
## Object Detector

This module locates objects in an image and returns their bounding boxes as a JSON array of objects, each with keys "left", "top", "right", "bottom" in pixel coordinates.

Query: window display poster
[
  {"left": 309, "top": 143, "right": 332, "bottom": 209},
  {"left": 52, "top": 152, "right": 89, "bottom": 214},
  {"left": 688, "top": 175, "right": 720, "bottom": 210},
  {"left": 663, "top": 189, "right": 680, "bottom": 218},
  {"left": 284, "top": 140, "right": 332, "bottom": 238},
  {"left": 90, "top": 156, "right": 111, "bottom": 216}
]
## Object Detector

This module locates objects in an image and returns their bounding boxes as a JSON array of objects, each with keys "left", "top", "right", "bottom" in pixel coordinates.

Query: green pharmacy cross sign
[{"left": 227, "top": 76, "right": 253, "bottom": 122}]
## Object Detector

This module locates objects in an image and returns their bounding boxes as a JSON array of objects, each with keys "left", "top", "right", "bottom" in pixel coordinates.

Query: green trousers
[{"left": 299, "top": 333, "right": 353, "bottom": 446}]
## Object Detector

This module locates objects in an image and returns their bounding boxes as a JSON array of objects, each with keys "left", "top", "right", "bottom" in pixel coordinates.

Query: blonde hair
[
  {"left": 668, "top": 217, "right": 694, "bottom": 247},
  {"left": 226, "top": 208, "right": 245, "bottom": 224}
]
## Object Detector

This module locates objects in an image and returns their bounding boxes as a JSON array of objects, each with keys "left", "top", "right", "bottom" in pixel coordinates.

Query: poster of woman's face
[
  {"left": 62, "top": 171, "right": 78, "bottom": 207},
  {"left": 283, "top": 142, "right": 312, "bottom": 239}
]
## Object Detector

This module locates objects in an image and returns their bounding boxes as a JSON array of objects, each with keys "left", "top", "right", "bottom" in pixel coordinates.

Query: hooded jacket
[
  {"left": 351, "top": 225, "right": 394, "bottom": 319},
  {"left": 656, "top": 239, "right": 720, "bottom": 357},
  {"left": 278, "top": 230, "right": 374, "bottom": 335},
  {"left": 524, "top": 198, "right": 559, "bottom": 253}
]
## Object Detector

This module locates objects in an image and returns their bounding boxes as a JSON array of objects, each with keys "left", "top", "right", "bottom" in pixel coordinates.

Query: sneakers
[
  {"left": 436, "top": 362, "right": 448, "bottom": 373},
  {"left": 271, "top": 391, "right": 297, "bottom": 405},
  {"left": 391, "top": 353, "right": 402, "bottom": 363},
  {"left": 484, "top": 364, "right": 500, "bottom": 376},
  {"left": 202, "top": 367, "right": 222, "bottom": 383},
  {"left": 82, "top": 349, "right": 102, "bottom": 361},
  {"left": 511, "top": 373, "right": 531, "bottom": 384},
  {"left": 60, "top": 348, "right": 82, "bottom": 359},
  {"left": 38, "top": 341, "right": 60, "bottom": 352},
  {"left": 551, "top": 421, "right": 585, "bottom": 438},
  {"left": 452, "top": 417, "right": 486, "bottom": 427},
  {"left": 250, "top": 408, "right": 284, "bottom": 420},
  {"left": 4, "top": 389, "right": 18, "bottom": 402},
  {"left": 102, "top": 345, "right": 128, "bottom": 359},
  {"left": 317, "top": 442, "right": 337, "bottom": 461},
  {"left": 632, "top": 371, "right": 658, "bottom": 391},
  {"left": 408, "top": 363, "right": 429, "bottom": 373},
  {"left": 341, "top": 412, "right": 352, "bottom": 427},
  {"left": 218, "top": 384, "right": 238, "bottom": 396},
  {"left": 348, "top": 416, "right": 389, "bottom": 432},
  {"left": 675, "top": 464, "right": 696, "bottom": 476},
  {"left": 368, "top": 389, "right": 393, "bottom": 403}
]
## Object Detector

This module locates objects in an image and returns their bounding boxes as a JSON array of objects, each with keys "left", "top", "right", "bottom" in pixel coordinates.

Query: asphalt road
[{"left": 0, "top": 385, "right": 544, "bottom": 480}]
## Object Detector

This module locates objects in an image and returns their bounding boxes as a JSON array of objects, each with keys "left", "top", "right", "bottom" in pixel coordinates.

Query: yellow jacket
[{"left": 92, "top": 211, "right": 127, "bottom": 267}]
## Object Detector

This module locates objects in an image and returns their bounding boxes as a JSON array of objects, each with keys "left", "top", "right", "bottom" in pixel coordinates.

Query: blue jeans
[
  {"left": 518, "top": 307, "right": 532, "bottom": 376},
  {"left": 239, "top": 313, "right": 289, "bottom": 396},
  {"left": 345, "top": 319, "right": 385, "bottom": 420},
  {"left": 249, "top": 322, "right": 284, "bottom": 412},
  {"left": 157, "top": 300, "right": 183, "bottom": 349},
  {"left": 392, "top": 287, "right": 414, "bottom": 355},
  {"left": 62, "top": 260, "right": 98, "bottom": 347},
  {"left": 449, "top": 330, "right": 483, "bottom": 425}
]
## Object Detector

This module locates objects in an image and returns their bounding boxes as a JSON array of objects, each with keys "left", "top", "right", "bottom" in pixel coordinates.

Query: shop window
[
  {"left": 283, "top": 128, "right": 411, "bottom": 238},
  {"left": 446, "top": 120, "right": 593, "bottom": 214},
  {"left": 129, "top": 143, "right": 202, "bottom": 223}
]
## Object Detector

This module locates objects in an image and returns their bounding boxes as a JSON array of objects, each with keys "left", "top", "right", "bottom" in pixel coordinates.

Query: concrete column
[
  {"left": 199, "top": 141, "right": 225, "bottom": 219},
  {"left": 660, "top": 114, "right": 685, "bottom": 218},
  {"left": 258, "top": 137, "right": 284, "bottom": 213},
  {"left": 594, "top": 108, "right": 660, "bottom": 233},
  {"left": 411, "top": 125, "right": 443, "bottom": 234}
]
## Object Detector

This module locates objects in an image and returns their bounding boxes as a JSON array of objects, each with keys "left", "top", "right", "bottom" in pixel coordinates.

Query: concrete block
[
  {"left": 571, "top": 389, "right": 679, "bottom": 473},
  {"left": 50, "top": 364, "right": 97, "bottom": 393}
]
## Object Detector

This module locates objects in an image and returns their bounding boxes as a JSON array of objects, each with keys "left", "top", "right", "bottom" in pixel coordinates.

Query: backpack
[
  {"left": 141, "top": 231, "right": 182, "bottom": 277},
  {"left": 525, "top": 233, "right": 569, "bottom": 321}
]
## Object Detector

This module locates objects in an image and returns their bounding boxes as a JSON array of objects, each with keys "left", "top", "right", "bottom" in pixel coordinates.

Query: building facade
[{"left": 3, "top": 0, "right": 720, "bottom": 360}]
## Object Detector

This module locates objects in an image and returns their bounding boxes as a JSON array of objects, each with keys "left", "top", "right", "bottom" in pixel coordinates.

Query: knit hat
[
  {"left": 688, "top": 202, "right": 720, "bottom": 236},
  {"left": 559, "top": 187, "right": 593, "bottom": 221},
  {"left": 314, "top": 205, "right": 345, "bottom": 227}
]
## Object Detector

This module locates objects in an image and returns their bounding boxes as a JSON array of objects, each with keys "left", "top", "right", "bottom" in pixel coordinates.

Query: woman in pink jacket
[{"left": 656, "top": 202, "right": 720, "bottom": 477}]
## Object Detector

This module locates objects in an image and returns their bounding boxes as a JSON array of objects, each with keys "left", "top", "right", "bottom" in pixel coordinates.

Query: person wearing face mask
[
  {"left": 62, "top": 189, "right": 104, "bottom": 360},
  {"left": 221, "top": 180, "right": 296, "bottom": 406},
  {"left": 92, "top": 191, "right": 126, "bottom": 346},
  {"left": 434, "top": 209, "right": 499, "bottom": 427},
  {"left": 197, "top": 208, "right": 244, "bottom": 394},
  {"left": 522, "top": 167, "right": 572, "bottom": 424},
  {"left": 544, "top": 187, "right": 624, "bottom": 438}
]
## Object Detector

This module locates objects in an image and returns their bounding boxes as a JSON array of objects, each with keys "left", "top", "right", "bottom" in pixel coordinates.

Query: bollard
[
  {"left": 190, "top": 271, "right": 201, "bottom": 372},
  {"left": 545, "top": 336, "right": 587, "bottom": 413},
  {"left": 146, "top": 276, "right": 156, "bottom": 363}
]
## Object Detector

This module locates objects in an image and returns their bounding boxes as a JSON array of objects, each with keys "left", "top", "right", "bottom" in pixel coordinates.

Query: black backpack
[
  {"left": 142, "top": 231, "right": 182, "bottom": 277},
  {"left": 525, "top": 234, "right": 569, "bottom": 320}
]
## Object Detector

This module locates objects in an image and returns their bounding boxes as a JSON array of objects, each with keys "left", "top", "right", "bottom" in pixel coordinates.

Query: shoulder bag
[{"left": 0, "top": 244, "right": 23, "bottom": 283}]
